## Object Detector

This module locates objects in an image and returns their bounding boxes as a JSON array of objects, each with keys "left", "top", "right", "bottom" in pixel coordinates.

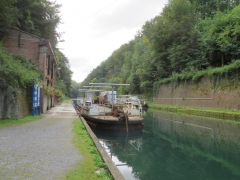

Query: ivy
[
  {"left": 0, "top": 44, "right": 41, "bottom": 89},
  {"left": 154, "top": 60, "right": 240, "bottom": 92},
  {"left": 37, "top": 81, "right": 63, "bottom": 97}
]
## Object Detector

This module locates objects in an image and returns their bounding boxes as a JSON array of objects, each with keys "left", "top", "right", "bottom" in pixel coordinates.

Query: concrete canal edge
[{"left": 80, "top": 117, "right": 125, "bottom": 180}]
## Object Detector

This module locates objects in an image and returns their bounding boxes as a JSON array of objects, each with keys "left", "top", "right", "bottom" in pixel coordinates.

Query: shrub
[{"left": 0, "top": 44, "right": 41, "bottom": 88}]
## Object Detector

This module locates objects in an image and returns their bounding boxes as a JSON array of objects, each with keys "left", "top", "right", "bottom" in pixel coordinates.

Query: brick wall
[
  {"left": 2, "top": 29, "right": 58, "bottom": 115},
  {"left": 2, "top": 29, "right": 40, "bottom": 66}
]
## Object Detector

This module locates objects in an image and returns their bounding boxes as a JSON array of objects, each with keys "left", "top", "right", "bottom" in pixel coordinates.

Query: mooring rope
[{"left": 125, "top": 112, "right": 129, "bottom": 133}]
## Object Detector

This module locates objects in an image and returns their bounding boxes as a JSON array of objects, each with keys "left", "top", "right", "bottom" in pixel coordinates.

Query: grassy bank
[
  {"left": 149, "top": 103, "right": 240, "bottom": 121},
  {"left": 0, "top": 116, "right": 41, "bottom": 128},
  {"left": 63, "top": 119, "right": 113, "bottom": 180}
]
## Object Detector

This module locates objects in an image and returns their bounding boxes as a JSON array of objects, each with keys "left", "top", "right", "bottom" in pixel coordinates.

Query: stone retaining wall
[
  {"left": 0, "top": 80, "right": 30, "bottom": 119},
  {"left": 154, "top": 77, "right": 240, "bottom": 110}
]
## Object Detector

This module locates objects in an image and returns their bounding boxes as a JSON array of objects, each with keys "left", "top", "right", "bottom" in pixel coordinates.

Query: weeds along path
[{"left": 0, "top": 102, "right": 81, "bottom": 180}]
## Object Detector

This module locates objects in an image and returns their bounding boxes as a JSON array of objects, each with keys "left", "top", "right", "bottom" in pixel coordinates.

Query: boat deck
[
  {"left": 92, "top": 115, "right": 143, "bottom": 121},
  {"left": 77, "top": 103, "right": 144, "bottom": 125}
]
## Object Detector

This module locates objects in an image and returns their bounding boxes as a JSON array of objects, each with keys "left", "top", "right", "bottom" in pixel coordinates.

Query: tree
[
  {"left": 70, "top": 80, "right": 81, "bottom": 98},
  {"left": 14, "top": 0, "right": 62, "bottom": 46},
  {"left": 55, "top": 50, "right": 72, "bottom": 96},
  {"left": 195, "top": 5, "right": 240, "bottom": 67},
  {"left": 79, "top": 0, "right": 240, "bottom": 99},
  {"left": 142, "top": 0, "right": 197, "bottom": 76},
  {"left": 0, "top": 0, "right": 62, "bottom": 46},
  {"left": 0, "top": 0, "right": 18, "bottom": 38}
]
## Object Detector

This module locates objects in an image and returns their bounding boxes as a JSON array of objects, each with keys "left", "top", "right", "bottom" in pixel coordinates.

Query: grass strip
[
  {"left": 148, "top": 103, "right": 240, "bottom": 121},
  {"left": 0, "top": 116, "right": 41, "bottom": 128},
  {"left": 63, "top": 119, "right": 113, "bottom": 180}
]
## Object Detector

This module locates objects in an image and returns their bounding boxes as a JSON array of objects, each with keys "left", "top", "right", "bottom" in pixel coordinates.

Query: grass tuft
[
  {"left": 0, "top": 116, "right": 41, "bottom": 128},
  {"left": 62, "top": 119, "right": 113, "bottom": 180}
]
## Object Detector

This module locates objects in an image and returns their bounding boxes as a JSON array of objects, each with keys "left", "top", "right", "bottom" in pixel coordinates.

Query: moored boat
[{"left": 73, "top": 83, "right": 144, "bottom": 132}]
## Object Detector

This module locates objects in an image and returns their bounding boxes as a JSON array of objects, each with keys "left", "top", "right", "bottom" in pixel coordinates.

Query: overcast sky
[{"left": 56, "top": 0, "right": 168, "bottom": 83}]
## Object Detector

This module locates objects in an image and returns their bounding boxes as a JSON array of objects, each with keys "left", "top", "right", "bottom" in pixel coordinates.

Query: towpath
[{"left": 0, "top": 102, "right": 81, "bottom": 180}]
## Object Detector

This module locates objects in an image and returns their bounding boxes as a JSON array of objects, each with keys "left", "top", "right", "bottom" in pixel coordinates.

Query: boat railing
[{"left": 75, "top": 98, "right": 143, "bottom": 117}]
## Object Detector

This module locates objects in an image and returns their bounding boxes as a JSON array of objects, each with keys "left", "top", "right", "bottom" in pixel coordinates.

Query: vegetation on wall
[
  {"left": 80, "top": 0, "right": 240, "bottom": 100},
  {"left": 0, "top": 0, "right": 73, "bottom": 98},
  {"left": 153, "top": 60, "right": 240, "bottom": 94},
  {"left": 0, "top": 45, "right": 41, "bottom": 89},
  {"left": 36, "top": 82, "right": 63, "bottom": 97}
]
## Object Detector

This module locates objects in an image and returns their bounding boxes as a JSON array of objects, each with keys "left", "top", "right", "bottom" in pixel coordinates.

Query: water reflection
[
  {"left": 93, "top": 129, "right": 143, "bottom": 180},
  {"left": 94, "top": 109, "right": 240, "bottom": 180}
]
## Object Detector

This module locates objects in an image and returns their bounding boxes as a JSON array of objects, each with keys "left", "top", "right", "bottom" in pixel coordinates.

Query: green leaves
[
  {"left": 0, "top": 0, "right": 19, "bottom": 38},
  {"left": 195, "top": 5, "right": 240, "bottom": 67},
  {"left": 0, "top": 45, "right": 41, "bottom": 88},
  {"left": 0, "top": 0, "right": 61, "bottom": 47},
  {"left": 79, "top": 0, "right": 240, "bottom": 100},
  {"left": 55, "top": 50, "right": 72, "bottom": 97}
]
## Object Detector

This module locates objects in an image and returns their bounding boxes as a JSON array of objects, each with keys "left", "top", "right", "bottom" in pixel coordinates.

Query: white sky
[{"left": 56, "top": 0, "right": 168, "bottom": 83}]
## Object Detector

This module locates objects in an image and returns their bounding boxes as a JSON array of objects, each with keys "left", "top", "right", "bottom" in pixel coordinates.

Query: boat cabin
[{"left": 84, "top": 101, "right": 92, "bottom": 108}]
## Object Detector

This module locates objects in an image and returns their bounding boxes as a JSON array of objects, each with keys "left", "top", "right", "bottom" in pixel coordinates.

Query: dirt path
[{"left": 0, "top": 102, "right": 81, "bottom": 180}]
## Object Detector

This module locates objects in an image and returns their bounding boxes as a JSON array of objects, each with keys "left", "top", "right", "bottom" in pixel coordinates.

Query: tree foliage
[
  {"left": 0, "top": 0, "right": 18, "bottom": 39},
  {"left": 0, "top": 45, "right": 41, "bottom": 88},
  {"left": 55, "top": 50, "right": 72, "bottom": 97},
  {"left": 81, "top": 0, "right": 240, "bottom": 100},
  {"left": 0, "top": 0, "right": 62, "bottom": 46},
  {"left": 195, "top": 6, "right": 240, "bottom": 67},
  {"left": 70, "top": 80, "right": 81, "bottom": 98},
  {"left": 0, "top": 0, "right": 74, "bottom": 99}
]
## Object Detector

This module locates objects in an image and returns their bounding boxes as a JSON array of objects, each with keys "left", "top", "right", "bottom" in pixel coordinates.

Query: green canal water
[{"left": 94, "top": 109, "right": 240, "bottom": 180}]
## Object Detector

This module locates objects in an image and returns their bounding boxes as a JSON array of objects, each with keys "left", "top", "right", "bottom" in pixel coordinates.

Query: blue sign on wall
[{"left": 32, "top": 83, "right": 41, "bottom": 116}]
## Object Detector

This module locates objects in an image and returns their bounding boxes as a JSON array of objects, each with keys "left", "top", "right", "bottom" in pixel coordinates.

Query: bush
[{"left": 0, "top": 44, "right": 41, "bottom": 88}]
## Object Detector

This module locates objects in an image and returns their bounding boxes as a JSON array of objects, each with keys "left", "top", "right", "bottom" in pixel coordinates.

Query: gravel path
[{"left": 0, "top": 102, "right": 82, "bottom": 180}]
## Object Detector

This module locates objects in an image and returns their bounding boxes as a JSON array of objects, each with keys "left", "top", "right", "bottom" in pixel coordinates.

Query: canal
[{"left": 93, "top": 109, "right": 240, "bottom": 180}]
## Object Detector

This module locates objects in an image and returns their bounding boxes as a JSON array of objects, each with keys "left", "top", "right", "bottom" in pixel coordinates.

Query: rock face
[{"left": 0, "top": 80, "right": 30, "bottom": 119}]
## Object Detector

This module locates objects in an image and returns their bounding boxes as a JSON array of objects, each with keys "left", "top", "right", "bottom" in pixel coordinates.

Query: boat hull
[
  {"left": 81, "top": 113, "right": 144, "bottom": 132},
  {"left": 92, "top": 128, "right": 143, "bottom": 140}
]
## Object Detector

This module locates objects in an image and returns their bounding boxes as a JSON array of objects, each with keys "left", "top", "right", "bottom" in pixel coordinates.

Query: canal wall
[
  {"left": 80, "top": 116, "right": 125, "bottom": 180},
  {"left": 153, "top": 77, "right": 240, "bottom": 110},
  {"left": 152, "top": 111, "right": 240, "bottom": 161},
  {"left": 153, "top": 111, "right": 240, "bottom": 145},
  {"left": 0, "top": 80, "right": 30, "bottom": 119}
]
